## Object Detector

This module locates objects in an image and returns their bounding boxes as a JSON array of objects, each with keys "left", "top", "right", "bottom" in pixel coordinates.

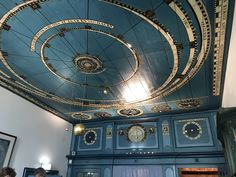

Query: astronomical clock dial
[
  {"left": 83, "top": 130, "right": 97, "bottom": 145},
  {"left": 127, "top": 124, "right": 147, "bottom": 143},
  {"left": 182, "top": 121, "right": 202, "bottom": 140}
]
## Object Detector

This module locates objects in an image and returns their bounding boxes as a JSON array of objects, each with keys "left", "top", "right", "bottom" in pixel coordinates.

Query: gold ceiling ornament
[
  {"left": 71, "top": 112, "right": 92, "bottom": 120},
  {"left": 177, "top": 98, "right": 201, "bottom": 109},
  {"left": 213, "top": 0, "right": 229, "bottom": 96},
  {"left": 117, "top": 108, "right": 143, "bottom": 117},
  {"left": 74, "top": 123, "right": 85, "bottom": 136},
  {"left": 151, "top": 103, "right": 171, "bottom": 113},
  {"left": 31, "top": 19, "right": 114, "bottom": 52}
]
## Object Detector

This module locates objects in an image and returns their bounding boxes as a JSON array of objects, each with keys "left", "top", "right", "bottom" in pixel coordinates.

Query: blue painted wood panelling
[
  {"left": 174, "top": 117, "right": 213, "bottom": 147},
  {"left": 161, "top": 120, "right": 173, "bottom": 152},
  {"left": 104, "top": 168, "right": 112, "bottom": 177},
  {"left": 68, "top": 111, "right": 225, "bottom": 177},
  {"left": 74, "top": 111, "right": 222, "bottom": 155},
  {"left": 165, "top": 167, "right": 175, "bottom": 177},
  {"left": 116, "top": 122, "right": 159, "bottom": 150},
  {"left": 105, "top": 124, "right": 113, "bottom": 153},
  {"left": 77, "top": 127, "right": 103, "bottom": 151}
]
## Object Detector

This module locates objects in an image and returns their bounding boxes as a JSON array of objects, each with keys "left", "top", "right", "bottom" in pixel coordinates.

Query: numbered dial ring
[
  {"left": 182, "top": 121, "right": 202, "bottom": 140},
  {"left": 83, "top": 130, "right": 97, "bottom": 145},
  {"left": 127, "top": 124, "right": 147, "bottom": 143}
]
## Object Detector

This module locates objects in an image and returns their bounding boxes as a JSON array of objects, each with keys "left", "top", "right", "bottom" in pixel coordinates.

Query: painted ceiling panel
[{"left": 0, "top": 0, "right": 233, "bottom": 123}]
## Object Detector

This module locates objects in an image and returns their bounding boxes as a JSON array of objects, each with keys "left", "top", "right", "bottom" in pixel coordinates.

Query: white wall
[
  {"left": 0, "top": 87, "right": 73, "bottom": 177},
  {"left": 222, "top": 2, "right": 236, "bottom": 107}
]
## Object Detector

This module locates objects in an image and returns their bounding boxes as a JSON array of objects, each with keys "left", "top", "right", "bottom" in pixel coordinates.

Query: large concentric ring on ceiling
[
  {"left": 31, "top": 18, "right": 114, "bottom": 52},
  {"left": 40, "top": 27, "right": 140, "bottom": 88},
  {"left": 0, "top": 0, "right": 211, "bottom": 109}
]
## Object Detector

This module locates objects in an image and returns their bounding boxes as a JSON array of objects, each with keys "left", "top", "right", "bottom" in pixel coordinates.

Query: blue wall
[{"left": 67, "top": 110, "right": 225, "bottom": 177}]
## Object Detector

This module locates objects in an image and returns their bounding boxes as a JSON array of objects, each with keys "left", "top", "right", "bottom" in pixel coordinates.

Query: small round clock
[
  {"left": 182, "top": 121, "right": 202, "bottom": 140},
  {"left": 83, "top": 130, "right": 97, "bottom": 145},
  {"left": 127, "top": 124, "right": 147, "bottom": 143}
]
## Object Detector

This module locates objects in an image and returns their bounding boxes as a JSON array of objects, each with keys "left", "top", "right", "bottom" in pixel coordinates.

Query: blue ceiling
[{"left": 0, "top": 0, "right": 233, "bottom": 123}]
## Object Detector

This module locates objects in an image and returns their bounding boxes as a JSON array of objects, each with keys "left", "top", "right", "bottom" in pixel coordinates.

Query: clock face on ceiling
[
  {"left": 83, "top": 130, "right": 97, "bottom": 145},
  {"left": 182, "top": 121, "right": 202, "bottom": 140},
  {"left": 127, "top": 124, "right": 147, "bottom": 143}
]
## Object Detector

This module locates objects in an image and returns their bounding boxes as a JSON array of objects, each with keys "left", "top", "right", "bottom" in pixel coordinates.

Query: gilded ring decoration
[
  {"left": 177, "top": 99, "right": 201, "bottom": 109},
  {"left": 182, "top": 121, "right": 203, "bottom": 140},
  {"left": 40, "top": 27, "right": 140, "bottom": 88},
  {"left": 73, "top": 54, "right": 105, "bottom": 74},
  {"left": 71, "top": 112, "right": 92, "bottom": 120},
  {"left": 117, "top": 108, "right": 143, "bottom": 117},
  {"left": 83, "top": 129, "right": 97, "bottom": 145},
  {"left": 31, "top": 19, "right": 114, "bottom": 52},
  {"left": 151, "top": 104, "right": 171, "bottom": 113}
]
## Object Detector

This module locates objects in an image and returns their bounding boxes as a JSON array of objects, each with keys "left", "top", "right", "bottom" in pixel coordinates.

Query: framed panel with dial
[
  {"left": 174, "top": 118, "right": 213, "bottom": 147},
  {"left": 83, "top": 130, "right": 97, "bottom": 145},
  {"left": 116, "top": 122, "right": 158, "bottom": 149},
  {"left": 127, "top": 124, "right": 147, "bottom": 143},
  {"left": 182, "top": 121, "right": 203, "bottom": 140},
  {"left": 77, "top": 127, "right": 103, "bottom": 151}
]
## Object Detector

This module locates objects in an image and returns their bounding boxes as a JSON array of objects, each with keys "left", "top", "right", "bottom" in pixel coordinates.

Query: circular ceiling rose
[
  {"left": 177, "top": 99, "right": 201, "bottom": 109},
  {"left": 94, "top": 112, "right": 112, "bottom": 118},
  {"left": 117, "top": 108, "right": 143, "bottom": 117},
  {"left": 73, "top": 54, "right": 104, "bottom": 74},
  {"left": 71, "top": 112, "right": 92, "bottom": 120},
  {"left": 151, "top": 103, "right": 171, "bottom": 113}
]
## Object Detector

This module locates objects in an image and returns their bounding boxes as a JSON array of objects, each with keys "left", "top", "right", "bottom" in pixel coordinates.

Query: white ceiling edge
[{"left": 222, "top": 3, "right": 236, "bottom": 108}]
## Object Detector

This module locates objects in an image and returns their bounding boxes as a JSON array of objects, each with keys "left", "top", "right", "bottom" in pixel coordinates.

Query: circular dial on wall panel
[
  {"left": 83, "top": 129, "right": 97, "bottom": 145},
  {"left": 127, "top": 124, "right": 147, "bottom": 143},
  {"left": 182, "top": 121, "right": 202, "bottom": 140}
]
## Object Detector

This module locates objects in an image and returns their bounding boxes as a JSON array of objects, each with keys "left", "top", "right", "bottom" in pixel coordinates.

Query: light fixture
[
  {"left": 127, "top": 43, "right": 132, "bottom": 48},
  {"left": 122, "top": 80, "right": 149, "bottom": 102},
  {"left": 39, "top": 156, "right": 51, "bottom": 170},
  {"left": 74, "top": 123, "right": 85, "bottom": 136},
  {"left": 103, "top": 88, "right": 108, "bottom": 94}
]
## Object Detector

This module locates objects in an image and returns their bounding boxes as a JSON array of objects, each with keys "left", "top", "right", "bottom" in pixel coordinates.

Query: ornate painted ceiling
[{"left": 0, "top": 0, "right": 233, "bottom": 123}]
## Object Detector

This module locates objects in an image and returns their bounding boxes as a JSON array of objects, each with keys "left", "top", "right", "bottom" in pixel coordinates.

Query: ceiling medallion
[
  {"left": 117, "top": 108, "right": 143, "bottom": 117},
  {"left": 71, "top": 112, "right": 92, "bottom": 120},
  {"left": 177, "top": 99, "right": 200, "bottom": 109},
  {"left": 94, "top": 112, "right": 112, "bottom": 118},
  {"left": 73, "top": 54, "right": 104, "bottom": 74},
  {"left": 151, "top": 103, "right": 171, "bottom": 113}
]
